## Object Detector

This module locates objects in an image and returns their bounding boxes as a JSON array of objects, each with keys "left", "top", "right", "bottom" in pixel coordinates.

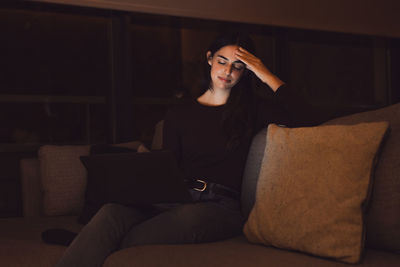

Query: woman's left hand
[{"left": 235, "top": 47, "right": 284, "bottom": 92}]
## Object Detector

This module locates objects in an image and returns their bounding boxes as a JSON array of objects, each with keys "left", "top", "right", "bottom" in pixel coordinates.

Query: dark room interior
[
  {"left": 1, "top": 1, "right": 400, "bottom": 266},
  {"left": 0, "top": 0, "right": 399, "bottom": 221}
]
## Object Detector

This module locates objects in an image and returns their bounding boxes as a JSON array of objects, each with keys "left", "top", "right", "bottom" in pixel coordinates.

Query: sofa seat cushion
[
  {"left": 0, "top": 216, "right": 81, "bottom": 267},
  {"left": 103, "top": 236, "right": 400, "bottom": 267},
  {"left": 0, "top": 239, "right": 66, "bottom": 267},
  {"left": 0, "top": 216, "right": 82, "bottom": 241}
]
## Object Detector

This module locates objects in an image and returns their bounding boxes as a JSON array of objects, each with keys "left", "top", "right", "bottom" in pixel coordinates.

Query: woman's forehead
[{"left": 214, "top": 45, "right": 243, "bottom": 63}]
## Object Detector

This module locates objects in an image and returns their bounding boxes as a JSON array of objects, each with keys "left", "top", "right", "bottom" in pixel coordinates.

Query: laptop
[{"left": 80, "top": 150, "right": 192, "bottom": 206}]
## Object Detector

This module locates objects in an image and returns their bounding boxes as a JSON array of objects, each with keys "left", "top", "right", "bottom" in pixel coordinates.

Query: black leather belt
[{"left": 185, "top": 179, "right": 240, "bottom": 200}]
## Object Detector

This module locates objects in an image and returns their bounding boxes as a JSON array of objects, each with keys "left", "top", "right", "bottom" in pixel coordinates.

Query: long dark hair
[{"left": 200, "top": 32, "right": 257, "bottom": 150}]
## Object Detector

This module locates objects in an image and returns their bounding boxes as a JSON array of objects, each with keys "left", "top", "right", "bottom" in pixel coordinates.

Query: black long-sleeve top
[{"left": 162, "top": 84, "right": 318, "bottom": 191}]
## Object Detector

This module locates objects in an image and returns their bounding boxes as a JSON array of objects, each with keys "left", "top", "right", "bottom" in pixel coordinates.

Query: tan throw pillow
[
  {"left": 244, "top": 122, "right": 389, "bottom": 263},
  {"left": 39, "top": 145, "right": 90, "bottom": 216},
  {"left": 39, "top": 141, "right": 147, "bottom": 216}
]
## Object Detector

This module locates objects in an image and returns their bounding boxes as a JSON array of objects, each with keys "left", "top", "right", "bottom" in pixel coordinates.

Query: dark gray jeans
[{"left": 55, "top": 190, "right": 244, "bottom": 267}]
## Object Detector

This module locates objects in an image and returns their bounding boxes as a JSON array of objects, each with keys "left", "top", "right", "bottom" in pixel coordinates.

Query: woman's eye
[
  {"left": 233, "top": 65, "right": 244, "bottom": 71},
  {"left": 217, "top": 61, "right": 226, "bottom": 65}
]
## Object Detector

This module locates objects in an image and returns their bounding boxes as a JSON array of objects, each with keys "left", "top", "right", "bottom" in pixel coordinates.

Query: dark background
[{"left": 1, "top": 2, "right": 399, "bottom": 217}]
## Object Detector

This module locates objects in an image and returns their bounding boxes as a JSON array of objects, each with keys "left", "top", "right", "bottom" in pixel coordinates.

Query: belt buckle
[{"left": 193, "top": 179, "right": 207, "bottom": 192}]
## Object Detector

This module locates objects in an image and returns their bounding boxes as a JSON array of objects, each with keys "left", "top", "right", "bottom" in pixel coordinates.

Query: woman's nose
[{"left": 225, "top": 64, "right": 233, "bottom": 75}]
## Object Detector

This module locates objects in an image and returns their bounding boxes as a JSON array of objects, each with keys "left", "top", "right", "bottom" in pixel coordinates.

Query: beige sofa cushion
[
  {"left": 103, "top": 236, "right": 400, "bottom": 267},
  {"left": 0, "top": 216, "right": 81, "bottom": 267},
  {"left": 323, "top": 103, "right": 400, "bottom": 252},
  {"left": 244, "top": 122, "right": 389, "bottom": 263},
  {"left": 39, "top": 145, "right": 91, "bottom": 216}
]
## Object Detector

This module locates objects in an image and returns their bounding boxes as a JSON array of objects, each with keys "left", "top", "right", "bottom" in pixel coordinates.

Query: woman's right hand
[{"left": 235, "top": 47, "right": 284, "bottom": 92}]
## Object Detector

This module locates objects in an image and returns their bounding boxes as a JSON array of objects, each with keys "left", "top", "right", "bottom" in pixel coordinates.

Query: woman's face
[{"left": 207, "top": 45, "right": 245, "bottom": 91}]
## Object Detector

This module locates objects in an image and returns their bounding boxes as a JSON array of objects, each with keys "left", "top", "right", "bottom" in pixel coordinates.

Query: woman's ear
[{"left": 206, "top": 51, "right": 212, "bottom": 66}]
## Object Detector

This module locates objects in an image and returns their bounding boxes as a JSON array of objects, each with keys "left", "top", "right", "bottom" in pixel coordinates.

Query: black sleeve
[
  {"left": 162, "top": 108, "right": 182, "bottom": 163},
  {"left": 254, "top": 95, "right": 291, "bottom": 132},
  {"left": 254, "top": 82, "right": 334, "bottom": 129},
  {"left": 272, "top": 83, "right": 330, "bottom": 127}
]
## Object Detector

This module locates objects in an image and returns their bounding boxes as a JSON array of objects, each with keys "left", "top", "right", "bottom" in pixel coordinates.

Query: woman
[{"left": 56, "top": 33, "right": 303, "bottom": 267}]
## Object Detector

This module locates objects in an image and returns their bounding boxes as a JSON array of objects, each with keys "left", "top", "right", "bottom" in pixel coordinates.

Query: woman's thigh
[{"left": 120, "top": 200, "right": 244, "bottom": 248}]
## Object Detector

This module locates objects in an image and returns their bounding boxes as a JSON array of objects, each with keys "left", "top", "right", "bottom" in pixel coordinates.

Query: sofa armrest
[{"left": 20, "top": 158, "right": 42, "bottom": 217}]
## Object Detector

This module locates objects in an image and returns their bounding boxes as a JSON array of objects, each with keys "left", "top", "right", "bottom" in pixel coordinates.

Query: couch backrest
[
  {"left": 322, "top": 102, "right": 400, "bottom": 252},
  {"left": 240, "top": 128, "right": 268, "bottom": 218},
  {"left": 19, "top": 121, "right": 268, "bottom": 218}
]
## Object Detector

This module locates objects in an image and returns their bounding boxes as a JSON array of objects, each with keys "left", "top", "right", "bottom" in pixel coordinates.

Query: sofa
[{"left": 0, "top": 102, "right": 400, "bottom": 267}]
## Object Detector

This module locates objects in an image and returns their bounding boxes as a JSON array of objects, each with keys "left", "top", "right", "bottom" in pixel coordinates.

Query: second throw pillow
[{"left": 244, "top": 122, "right": 389, "bottom": 263}]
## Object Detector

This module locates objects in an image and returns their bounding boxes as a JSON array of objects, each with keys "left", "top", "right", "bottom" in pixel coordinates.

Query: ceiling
[{"left": 30, "top": 0, "right": 400, "bottom": 38}]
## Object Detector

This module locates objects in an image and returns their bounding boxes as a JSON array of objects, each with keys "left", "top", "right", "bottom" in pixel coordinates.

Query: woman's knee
[
  {"left": 98, "top": 203, "right": 126, "bottom": 214},
  {"left": 89, "top": 203, "right": 141, "bottom": 228},
  {"left": 95, "top": 203, "right": 126, "bottom": 219}
]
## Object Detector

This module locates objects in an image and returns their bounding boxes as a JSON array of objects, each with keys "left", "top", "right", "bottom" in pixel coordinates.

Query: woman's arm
[
  {"left": 235, "top": 47, "right": 332, "bottom": 126},
  {"left": 235, "top": 47, "right": 284, "bottom": 92}
]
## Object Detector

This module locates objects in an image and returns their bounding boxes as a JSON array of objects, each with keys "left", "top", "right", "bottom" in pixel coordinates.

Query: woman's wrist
[{"left": 260, "top": 71, "right": 285, "bottom": 92}]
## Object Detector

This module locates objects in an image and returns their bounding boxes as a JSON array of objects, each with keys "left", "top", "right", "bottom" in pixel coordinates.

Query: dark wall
[{"left": 391, "top": 39, "right": 400, "bottom": 103}]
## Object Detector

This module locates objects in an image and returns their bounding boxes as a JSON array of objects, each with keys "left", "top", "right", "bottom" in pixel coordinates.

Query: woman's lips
[{"left": 218, "top": 77, "right": 231, "bottom": 83}]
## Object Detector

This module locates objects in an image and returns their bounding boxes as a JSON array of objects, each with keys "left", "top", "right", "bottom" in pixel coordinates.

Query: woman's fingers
[
  {"left": 237, "top": 47, "right": 252, "bottom": 57},
  {"left": 235, "top": 47, "right": 264, "bottom": 72},
  {"left": 234, "top": 53, "right": 250, "bottom": 68},
  {"left": 235, "top": 48, "right": 255, "bottom": 64},
  {"left": 237, "top": 47, "right": 259, "bottom": 61},
  {"left": 236, "top": 47, "right": 285, "bottom": 92}
]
